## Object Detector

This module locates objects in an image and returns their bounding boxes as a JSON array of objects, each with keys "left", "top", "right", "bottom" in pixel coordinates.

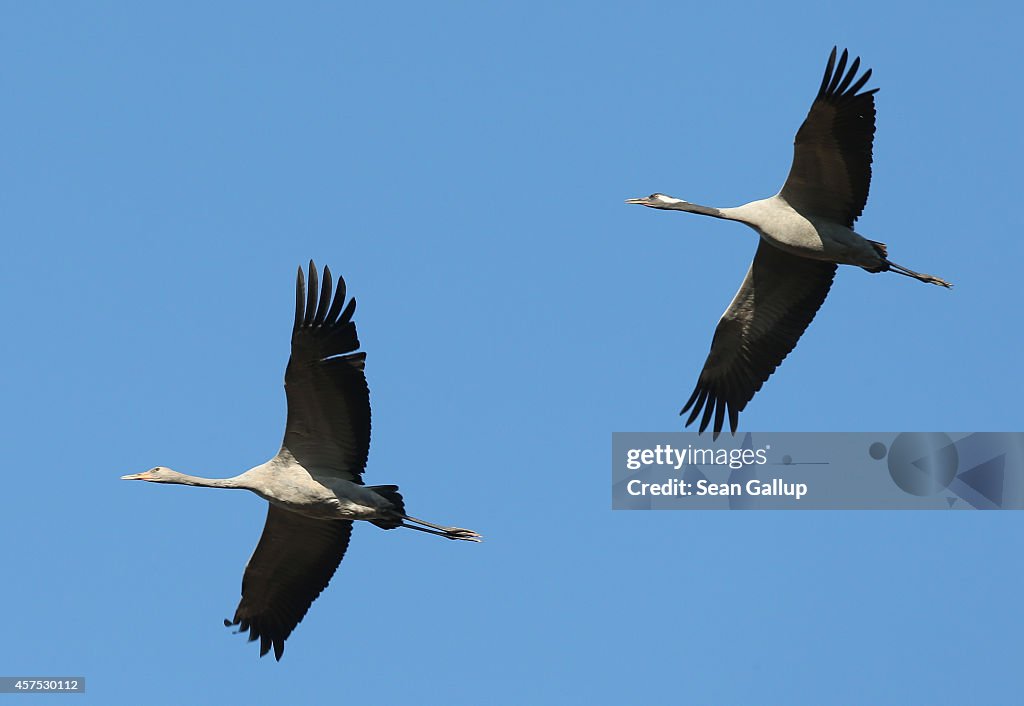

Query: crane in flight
[
  {"left": 627, "top": 47, "right": 951, "bottom": 439},
  {"left": 123, "top": 262, "right": 480, "bottom": 660}
]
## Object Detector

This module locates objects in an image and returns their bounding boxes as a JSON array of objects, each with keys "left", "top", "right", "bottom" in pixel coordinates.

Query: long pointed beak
[
  {"left": 121, "top": 473, "right": 147, "bottom": 480},
  {"left": 625, "top": 197, "right": 649, "bottom": 205}
]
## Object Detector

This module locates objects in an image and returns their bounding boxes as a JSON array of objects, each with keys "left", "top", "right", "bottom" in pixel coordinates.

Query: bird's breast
[{"left": 742, "top": 203, "right": 879, "bottom": 268}]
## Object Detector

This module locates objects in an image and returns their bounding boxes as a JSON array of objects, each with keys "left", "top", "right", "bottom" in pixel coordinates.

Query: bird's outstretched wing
[
  {"left": 680, "top": 240, "right": 837, "bottom": 439},
  {"left": 280, "top": 261, "right": 370, "bottom": 482},
  {"left": 225, "top": 505, "right": 352, "bottom": 660},
  {"left": 779, "top": 47, "right": 878, "bottom": 227}
]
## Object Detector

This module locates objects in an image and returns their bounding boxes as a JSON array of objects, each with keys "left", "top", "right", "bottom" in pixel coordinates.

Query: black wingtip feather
[
  {"left": 340, "top": 297, "right": 357, "bottom": 326},
  {"left": 713, "top": 400, "right": 726, "bottom": 439},
  {"left": 686, "top": 389, "right": 708, "bottom": 426},
  {"left": 324, "top": 277, "right": 347, "bottom": 324},
  {"left": 313, "top": 267, "right": 332, "bottom": 327},
  {"left": 290, "top": 262, "right": 361, "bottom": 354},
  {"left": 681, "top": 384, "right": 705, "bottom": 423},
  {"left": 819, "top": 48, "right": 875, "bottom": 101},
  {"left": 698, "top": 395, "right": 715, "bottom": 434},
  {"left": 847, "top": 68, "right": 874, "bottom": 96},
  {"left": 304, "top": 262, "right": 319, "bottom": 326},
  {"left": 827, "top": 49, "right": 848, "bottom": 94},
  {"left": 294, "top": 267, "right": 305, "bottom": 331},
  {"left": 680, "top": 383, "right": 701, "bottom": 415},
  {"left": 819, "top": 47, "right": 837, "bottom": 96},
  {"left": 834, "top": 56, "right": 860, "bottom": 94}
]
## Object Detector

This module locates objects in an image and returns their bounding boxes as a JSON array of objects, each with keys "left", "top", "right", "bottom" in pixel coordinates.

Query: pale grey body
[
  {"left": 627, "top": 48, "right": 951, "bottom": 439},
  {"left": 193, "top": 453, "right": 395, "bottom": 522},
  {"left": 123, "top": 262, "right": 480, "bottom": 661},
  {"left": 126, "top": 463, "right": 395, "bottom": 521},
  {"left": 717, "top": 196, "right": 883, "bottom": 269}
]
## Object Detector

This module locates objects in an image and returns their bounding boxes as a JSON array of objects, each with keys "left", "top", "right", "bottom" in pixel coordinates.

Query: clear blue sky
[{"left": 3, "top": 2, "right": 1022, "bottom": 704}]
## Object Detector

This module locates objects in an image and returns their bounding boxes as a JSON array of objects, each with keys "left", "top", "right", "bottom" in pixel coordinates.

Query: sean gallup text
[{"left": 626, "top": 477, "right": 808, "bottom": 500}]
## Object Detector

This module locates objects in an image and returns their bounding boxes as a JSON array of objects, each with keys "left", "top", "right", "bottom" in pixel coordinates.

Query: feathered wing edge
[
  {"left": 224, "top": 507, "right": 354, "bottom": 660},
  {"left": 283, "top": 260, "right": 371, "bottom": 479},
  {"left": 679, "top": 242, "right": 838, "bottom": 439},
  {"left": 292, "top": 260, "right": 360, "bottom": 359},
  {"left": 781, "top": 47, "right": 879, "bottom": 226}
]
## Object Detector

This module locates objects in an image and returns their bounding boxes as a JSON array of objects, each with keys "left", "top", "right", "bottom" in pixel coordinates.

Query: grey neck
[
  {"left": 669, "top": 201, "right": 728, "bottom": 219},
  {"left": 166, "top": 472, "right": 246, "bottom": 489}
]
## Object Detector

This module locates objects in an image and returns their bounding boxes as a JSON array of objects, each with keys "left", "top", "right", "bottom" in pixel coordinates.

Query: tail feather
[{"left": 368, "top": 485, "right": 405, "bottom": 529}]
